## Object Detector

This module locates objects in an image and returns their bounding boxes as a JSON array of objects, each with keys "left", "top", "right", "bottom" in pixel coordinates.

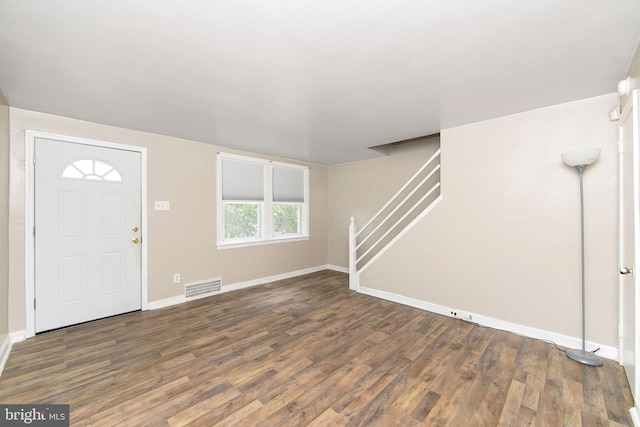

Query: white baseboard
[
  {"left": 0, "top": 334, "right": 12, "bottom": 377},
  {"left": 147, "top": 295, "right": 186, "bottom": 310},
  {"left": 327, "top": 264, "right": 349, "bottom": 274},
  {"left": 222, "top": 265, "right": 328, "bottom": 293},
  {"left": 631, "top": 407, "right": 640, "bottom": 427},
  {"left": 358, "top": 286, "right": 617, "bottom": 360},
  {"left": 0, "top": 331, "right": 26, "bottom": 377},
  {"left": 9, "top": 330, "right": 26, "bottom": 343},
  {"left": 148, "top": 265, "right": 330, "bottom": 310}
]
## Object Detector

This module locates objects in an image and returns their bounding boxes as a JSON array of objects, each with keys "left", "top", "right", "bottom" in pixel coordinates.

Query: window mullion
[
  {"left": 216, "top": 153, "right": 224, "bottom": 245},
  {"left": 263, "top": 164, "right": 274, "bottom": 239},
  {"left": 302, "top": 168, "right": 309, "bottom": 235}
]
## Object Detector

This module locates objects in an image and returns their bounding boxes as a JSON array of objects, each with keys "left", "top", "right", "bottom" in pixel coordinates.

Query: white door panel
[
  {"left": 620, "top": 90, "right": 640, "bottom": 408},
  {"left": 35, "top": 137, "right": 142, "bottom": 332}
]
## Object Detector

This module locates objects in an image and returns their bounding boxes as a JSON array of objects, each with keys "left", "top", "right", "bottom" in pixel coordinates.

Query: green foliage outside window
[
  {"left": 224, "top": 203, "right": 260, "bottom": 239},
  {"left": 273, "top": 204, "right": 300, "bottom": 235},
  {"left": 223, "top": 202, "right": 300, "bottom": 240}
]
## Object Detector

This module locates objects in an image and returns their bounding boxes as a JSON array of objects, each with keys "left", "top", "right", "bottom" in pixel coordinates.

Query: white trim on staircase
[
  {"left": 356, "top": 148, "right": 441, "bottom": 236},
  {"left": 356, "top": 165, "right": 441, "bottom": 251},
  {"left": 358, "top": 194, "right": 443, "bottom": 274},
  {"left": 356, "top": 183, "right": 440, "bottom": 266}
]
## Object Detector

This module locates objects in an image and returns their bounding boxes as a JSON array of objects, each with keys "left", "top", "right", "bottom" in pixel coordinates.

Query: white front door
[
  {"left": 620, "top": 90, "right": 640, "bottom": 407},
  {"left": 34, "top": 137, "right": 142, "bottom": 332}
]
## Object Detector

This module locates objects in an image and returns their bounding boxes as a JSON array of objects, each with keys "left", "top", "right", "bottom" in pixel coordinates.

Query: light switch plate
[{"left": 155, "top": 201, "right": 170, "bottom": 211}]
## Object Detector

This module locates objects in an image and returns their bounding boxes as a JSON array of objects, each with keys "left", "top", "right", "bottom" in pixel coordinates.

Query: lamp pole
[{"left": 566, "top": 163, "right": 602, "bottom": 366}]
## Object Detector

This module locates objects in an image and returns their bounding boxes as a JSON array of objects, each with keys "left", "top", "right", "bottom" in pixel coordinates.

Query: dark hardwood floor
[{"left": 0, "top": 270, "right": 634, "bottom": 426}]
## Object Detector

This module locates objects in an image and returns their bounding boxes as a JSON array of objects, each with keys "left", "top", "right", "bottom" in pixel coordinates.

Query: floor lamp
[{"left": 561, "top": 148, "right": 602, "bottom": 366}]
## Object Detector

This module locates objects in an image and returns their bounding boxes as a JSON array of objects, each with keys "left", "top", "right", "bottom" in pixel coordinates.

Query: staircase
[{"left": 349, "top": 148, "right": 442, "bottom": 289}]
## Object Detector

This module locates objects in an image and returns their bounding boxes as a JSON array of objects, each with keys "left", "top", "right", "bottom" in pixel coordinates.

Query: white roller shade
[
  {"left": 222, "top": 159, "right": 264, "bottom": 200},
  {"left": 273, "top": 167, "right": 305, "bottom": 202}
]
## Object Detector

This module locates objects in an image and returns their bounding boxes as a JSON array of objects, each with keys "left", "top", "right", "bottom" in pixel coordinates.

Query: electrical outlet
[
  {"left": 155, "top": 201, "right": 170, "bottom": 211},
  {"left": 173, "top": 273, "right": 180, "bottom": 284},
  {"left": 449, "top": 310, "right": 472, "bottom": 321}
]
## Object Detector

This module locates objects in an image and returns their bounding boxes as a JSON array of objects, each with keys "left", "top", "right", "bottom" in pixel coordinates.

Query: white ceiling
[{"left": 1, "top": 0, "right": 639, "bottom": 165}]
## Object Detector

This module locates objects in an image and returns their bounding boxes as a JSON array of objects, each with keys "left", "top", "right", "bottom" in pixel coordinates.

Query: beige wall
[
  {"left": 352, "top": 94, "right": 619, "bottom": 347},
  {"left": 327, "top": 136, "right": 440, "bottom": 267},
  {"left": 0, "top": 90, "right": 9, "bottom": 339},
  {"left": 8, "top": 108, "right": 328, "bottom": 332}
]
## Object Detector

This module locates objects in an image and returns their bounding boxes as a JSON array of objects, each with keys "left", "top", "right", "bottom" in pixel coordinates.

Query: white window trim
[{"left": 217, "top": 152, "right": 309, "bottom": 249}]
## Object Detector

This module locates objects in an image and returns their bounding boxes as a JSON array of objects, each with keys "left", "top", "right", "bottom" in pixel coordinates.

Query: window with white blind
[{"left": 217, "top": 152, "right": 309, "bottom": 248}]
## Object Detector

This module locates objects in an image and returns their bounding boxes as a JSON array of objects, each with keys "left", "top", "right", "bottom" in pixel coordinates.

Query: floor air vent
[{"left": 185, "top": 278, "right": 222, "bottom": 299}]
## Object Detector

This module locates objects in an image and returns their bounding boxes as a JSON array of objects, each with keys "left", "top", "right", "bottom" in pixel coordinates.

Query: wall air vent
[{"left": 184, "top": 278, "right": 222, "bottom": 299}]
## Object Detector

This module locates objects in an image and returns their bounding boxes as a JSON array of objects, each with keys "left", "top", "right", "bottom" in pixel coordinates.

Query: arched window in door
[{"left": 60, "top": 158, "right": 124, "bottom": 183}]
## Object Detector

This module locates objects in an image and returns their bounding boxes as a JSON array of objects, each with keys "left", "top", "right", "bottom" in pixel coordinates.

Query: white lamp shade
[{"left": 561, "top": 148, "right": 601, "bottom": 167}]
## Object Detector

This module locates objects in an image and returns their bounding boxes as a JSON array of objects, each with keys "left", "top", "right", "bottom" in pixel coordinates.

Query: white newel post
[{"left": 349, "top": 216, "right": 358, "bottom": 290}]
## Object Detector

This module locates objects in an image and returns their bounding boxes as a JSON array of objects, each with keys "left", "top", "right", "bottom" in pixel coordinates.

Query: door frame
[
  {"left": 618, "top": 90, "right": 640, "bottom": 423},
  {"left": 25, "top": 130, "right": 149, "bottom": 338}
]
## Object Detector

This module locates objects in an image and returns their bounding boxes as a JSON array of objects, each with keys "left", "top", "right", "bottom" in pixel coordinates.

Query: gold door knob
[
  {"left": 132, "top": 237, "right": 140, "bottom": 244},
  {"left": 620, "top": 267, "right": 634, "bottom": 275},
  {"left": 132, "top": 226, "right": 139, "bottom": 232}
]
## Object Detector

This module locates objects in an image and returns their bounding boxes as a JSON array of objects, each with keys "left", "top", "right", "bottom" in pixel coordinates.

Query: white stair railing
[{"left": 349, "top": 149, "right": 441, "bottom": 290}]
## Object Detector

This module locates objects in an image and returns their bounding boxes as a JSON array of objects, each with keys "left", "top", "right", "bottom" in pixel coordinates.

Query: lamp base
[{"left": 566, "top": 349, "right": 603, "bottom": 366}]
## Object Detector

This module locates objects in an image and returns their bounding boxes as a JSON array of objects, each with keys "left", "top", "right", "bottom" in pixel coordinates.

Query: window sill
[{"left": 217, "top": 235, "right": 310, "bottom": 250}]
